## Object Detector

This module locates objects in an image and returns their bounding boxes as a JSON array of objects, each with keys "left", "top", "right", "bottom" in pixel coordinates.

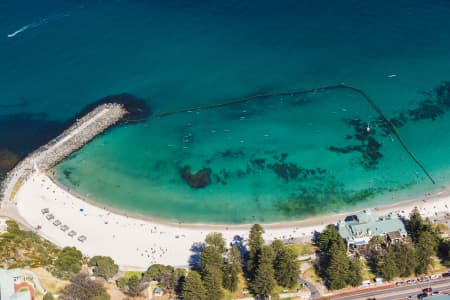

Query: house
[
  {"left": 154, "top": 287, "right": 164, "bottom": 297},
  {"left": 337, "top": 209, "right": 407, "bottom": 250},
  {"left": 0, "top": 268, "right": 35, "bottom": 300}
]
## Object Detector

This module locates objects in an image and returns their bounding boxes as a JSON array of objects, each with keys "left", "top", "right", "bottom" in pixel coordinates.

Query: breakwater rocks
[{"left": 0, "top": 103, "right": 128, "bottom": 202}]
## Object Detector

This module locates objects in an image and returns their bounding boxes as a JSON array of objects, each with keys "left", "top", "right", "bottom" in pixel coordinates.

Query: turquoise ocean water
[{"left": 1, "top": 1, "right": 450, "bottom": 223}]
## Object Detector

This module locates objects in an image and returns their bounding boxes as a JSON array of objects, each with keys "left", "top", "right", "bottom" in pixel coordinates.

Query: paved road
[
  {"left": 299, "top": 278, "right": 321, "bottom": 299},
  {"left": 334, "top": 278, "right": 450, "bottom": 300}
]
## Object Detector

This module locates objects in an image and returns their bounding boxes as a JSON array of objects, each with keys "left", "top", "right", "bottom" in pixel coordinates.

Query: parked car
[
  {"left": 430, "top": 274, "right": 440, "bottom": 280},
  {"left": 406, "top": 279, "right": 417, "bottom": 284},
  {"left": 41, "top": 208, "right": 49, "bottom": 214},
  {"left": 395, "top": 281, "right": 405, "bottom": 286},
  {"left": 53, "top": 220, "right": 62, "bottom": 226},
  {"left": 60, "top": 225, "right": 69, "bottom": 232},
  {"left": 361, "top": 280, "right": 371, "bottom": 287}
]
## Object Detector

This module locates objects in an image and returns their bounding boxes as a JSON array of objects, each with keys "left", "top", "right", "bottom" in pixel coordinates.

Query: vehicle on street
[
  {"left": 430, "top": 274, "right": 439, "bottom": 280},
  {"left": 395, "top": 281, "right": 405, "bottom": 286}
]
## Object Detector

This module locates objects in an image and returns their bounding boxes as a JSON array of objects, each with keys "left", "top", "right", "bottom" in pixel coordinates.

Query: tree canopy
[
  {"left": 54, "top": 247, "right": 83, "bottom": 279},
  {"left": 272, "top": 241, "right": 300, "bottom": 288},
  {"left": 223, "top": 245, "right": 242, "bottom": 292},
  {"left": 205, "top": 232, "right": 227, "bottom": 254},
  {"left": 251, "top": 245, "right": 276, "bottom": 299},
  {"left": 61, "top": 273, "right": 110, "bottom": 300},
  {"left": 126, "top": 274, "right": 146, "bottom": 297},
  {"left": 182, "top": 271, "right": 207, "bottom": 300},
  {"left": 88, "top": 256, "right": 119, "bottom": 280},
  {"left": 247, "top": 224, "right": 264, "bottom": 279}
]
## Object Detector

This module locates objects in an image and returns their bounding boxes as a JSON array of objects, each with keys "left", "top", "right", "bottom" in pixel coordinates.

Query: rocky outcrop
[{"left": 0, "top": 103, "right": 128, "bottom": 202}]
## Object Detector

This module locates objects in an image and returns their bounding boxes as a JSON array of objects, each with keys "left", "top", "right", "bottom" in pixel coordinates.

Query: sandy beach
[{"left": 1, "top": 170, "right": 447, "bottom": 269}]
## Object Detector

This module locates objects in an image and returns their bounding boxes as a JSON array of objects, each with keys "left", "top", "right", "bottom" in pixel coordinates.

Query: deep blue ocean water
[{"left": 1, "top": 1, "right": 450, "bottom": 223}]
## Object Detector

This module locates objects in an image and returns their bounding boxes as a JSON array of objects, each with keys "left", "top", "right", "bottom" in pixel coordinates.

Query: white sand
[
  {"left": 11, "top": 171, "right": 450, "bottom": 269},
  {"left": 13, "top": 172, "right": 319, "bottom": 269}
]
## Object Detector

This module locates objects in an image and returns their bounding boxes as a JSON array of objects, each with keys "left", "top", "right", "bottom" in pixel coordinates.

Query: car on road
[
  {"left": 395, "top": 281, "right": 405, "bottom": 286},
  {"left": 430, "top": 274, "right": 439, "bottom": 280}
]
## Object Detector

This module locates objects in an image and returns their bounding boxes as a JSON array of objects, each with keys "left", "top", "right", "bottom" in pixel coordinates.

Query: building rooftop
[
  {"left": 338, "top": 209, "right": 407, "bottom": 246},
  {"left": 0, "top": 268, "right": 32, "bottom": 300}
]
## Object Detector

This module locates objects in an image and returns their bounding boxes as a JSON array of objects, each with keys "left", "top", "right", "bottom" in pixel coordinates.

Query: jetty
[{"left": 0, "top": 103, "right": 128, "bottom": 203}]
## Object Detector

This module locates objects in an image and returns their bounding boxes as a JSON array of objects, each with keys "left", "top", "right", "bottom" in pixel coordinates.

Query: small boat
[{"left": 387, "top": 74, "right": 397, "bottom": 78}]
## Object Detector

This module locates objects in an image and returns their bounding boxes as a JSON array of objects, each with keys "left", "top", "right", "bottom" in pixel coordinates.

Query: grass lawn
[
  {"left": 32, "top": 267, "right": 68, "bottom": 294},
  {"left": 361, "top": 259, "right": 376, "bottom": 281},
  {"left": 303, "top": 266, "right": 321, "bottom": 285},
  {"left": 287, "top": 242, "right": 315, "bottom": 257}
]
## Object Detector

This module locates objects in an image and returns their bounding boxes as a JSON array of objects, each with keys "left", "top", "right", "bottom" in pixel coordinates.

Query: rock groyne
[{"left": 0, "top": 103, "right": 128, "bottom": 203}]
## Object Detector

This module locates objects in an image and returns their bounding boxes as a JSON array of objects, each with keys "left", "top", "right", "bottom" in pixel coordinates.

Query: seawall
[{"left": 0, "top": 103, "right": 128, "bottom": 203}]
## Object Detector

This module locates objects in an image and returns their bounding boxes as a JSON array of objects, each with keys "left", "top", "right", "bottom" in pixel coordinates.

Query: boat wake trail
[{"left": 7, "top": 13, "right": 70, "bottom": 38}]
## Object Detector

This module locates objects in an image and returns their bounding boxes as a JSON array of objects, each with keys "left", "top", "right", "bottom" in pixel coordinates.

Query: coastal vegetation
[
  {"left": 61, "top": 273, "right": 110, "bottom": 300},
  {"left": 178, "top": 226, "right": 301, "bottom": 300},
  {"left": 88, "top": 256, "right": 119, "bottom": 280},
  {"left": 0, "top": 220, "right": 60, "bottom": 268},
  {"left": 2, "top": 210, "right": 449, "bottom": 298},
  {"left": 315, "top": 208, "right": 450, "bottom": 290}
]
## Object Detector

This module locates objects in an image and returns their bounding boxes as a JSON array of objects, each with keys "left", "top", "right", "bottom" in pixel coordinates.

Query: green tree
[
  {"left": 182, "top": 271, "right": 207, "bottom": 300},
  {"left": 223, "top": 246, "right": 242, "bottom": 292},
  {"left": 203, "top": 267, "right": 224, "bottom": 300},
  {"left": 199, "top": 245, "right": 224, "bottom": 300},
  {"left": 251, "top": 245, "right": 276, "bottom": 299},
  {"left": 127, "top": 274, "right": 146, "bottom": 297},
  {"left": 88, "top": 256, "right": 119, "bottom": 280},
  {"left": 61, "top": 273, "right": 110, "bottom": 300},
  {"left": 199, "top": 245, "right": 223, "bottom": 275},
  {"left": 272, "top": 243, "right": 300, "bottom": 288},
  {"left": 415, "top": 231, "right": 437, "bottom": 274},
  {"left": 43, "top": 292, "right": 55, "bottom": 300},
  {"left": 248, "top": 224, "right": 265, "bottom": 278},
  {"left": 347, "top": 256, "right": 363, "bottom": 287},
  {"left": 377, "top": 246, "right": 399, "bottom": 281},
  {"left": 116, "top": 277, "right": 128, "bottom": 289},
  {"left": 205, "top": 232, "right": 227, "bottom": 254},
  {"left": 393, "top": 243, "right": 416, "bottom": 277},
  {"left": 406, "top": 208, "right": 436, "bottom": 244},
  {"left": 172, "top": 268, "right": 186, "bottom": 295},
  {"left": 326, "top": 244, "right": 349, "bottom": 290},
  {"left": 54, "top": 247, "right": 83, "bottom": 279},
  {"left": 318, "top": 225, "right": 343, "bottom": 253},
  {"left": 438, "top": 240, "right": 450, "bottom": 267},
  {"left": 145, "top": 264, "right": 175, "bottom": 289}
]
